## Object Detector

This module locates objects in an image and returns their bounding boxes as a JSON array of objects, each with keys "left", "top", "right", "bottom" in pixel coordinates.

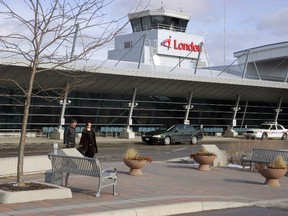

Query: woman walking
[{"left": 79, "top": 121, "right": 98, "bottom": 158}]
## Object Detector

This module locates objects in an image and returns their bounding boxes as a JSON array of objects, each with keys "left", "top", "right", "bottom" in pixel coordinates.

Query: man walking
[{"left": 64, "top": 119, "right": 77, "bottom": 148}]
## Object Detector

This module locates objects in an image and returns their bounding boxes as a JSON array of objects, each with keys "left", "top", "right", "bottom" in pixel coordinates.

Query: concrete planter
[
  {"left": 193, "top": 155, "right": 217, "bottom": 171},
  {"left": 258, "top": 168, "right": 287, "bottom": 187},
  {"left": 123, "top": 159, "right": 148, "bottom": 176},
  {"left": 0, "top": 181, "right": 72, "bottom": 204}
]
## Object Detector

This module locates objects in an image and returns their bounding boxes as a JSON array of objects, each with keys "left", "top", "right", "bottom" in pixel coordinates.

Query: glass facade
[
  {"left": 130, "top": 15, "right": 188, "bottom": 32},
  {"left": 1, "top": 89, "right": 288, "bottom": 133}
]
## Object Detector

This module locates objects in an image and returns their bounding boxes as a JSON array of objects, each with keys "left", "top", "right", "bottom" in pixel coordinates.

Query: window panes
[
  {"left": 131, "top": 18, "right": 142, "bottom": 32},
  {"left": 1, "top": 91, "right": 288, "bottom": 131},
  {"left": 141, "top": 16, "right": 151, "bottom": 30},
  {"left": 124, "top": 41, "right": 132, "bottom": 49}
]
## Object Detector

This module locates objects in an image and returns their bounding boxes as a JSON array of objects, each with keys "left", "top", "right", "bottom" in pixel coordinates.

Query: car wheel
[
  {"left": 282, "top": 133, "right": 288, "bottom": 140},
  {"left": 190, "top": 136, "right": 198, "bottom": 145},
  {"left": 163, "top": 136, "right": 171, "bottom": 145},
  {"left": 261, "top": 133, "right": 268, "bottom": 140}
]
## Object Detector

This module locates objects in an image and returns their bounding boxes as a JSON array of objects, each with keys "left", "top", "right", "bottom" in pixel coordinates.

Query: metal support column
[
  {"left": 240, "top": 101, "right": 248, "bottom": 128},
  {"left": 70, "top": 23, "right": 79, "bottom": 60},
  {"left": 194, "top": 42, "right": 204, "bottom": 75},
  {"left": 59, "top": 83, "right": 69, "bottom": 130},
  {"left": 285, "top": 64, "right": 288, "bottom": 82},
  {"left": 274, "top": 97, "right": 282, "bottom": 123},
  {"left": 242, "top": 49, "right": 250, "bottom": 79},
  {"left": 223, "top": 94, "right": 241, "bottom": 138},
  {"left": 184, "top": 91, "right": 193, "bottom": 124},
  {"left": 127, "top": 88, "right": 137, "bottom": 130},
  {"left": 138, "top": 34, "right": 147, "bottom": 69}
]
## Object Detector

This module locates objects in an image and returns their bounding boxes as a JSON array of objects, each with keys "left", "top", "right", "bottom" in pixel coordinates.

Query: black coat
[
  {"left": 79, "top": 128, "right": 98, "bottom": 157},
  {"left": 64, "top": 126, "right": 76, "bottom": 147}
]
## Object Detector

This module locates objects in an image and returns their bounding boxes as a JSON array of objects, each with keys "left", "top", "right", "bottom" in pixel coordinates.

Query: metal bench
[
  {"left": 48, "top": 154, "right": 118, "bottom": 197},
  {"left": 241, "top": 148, "right": 288, "bottom": 170}
]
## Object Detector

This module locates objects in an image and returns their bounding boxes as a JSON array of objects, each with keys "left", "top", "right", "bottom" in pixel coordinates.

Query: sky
[
  {"left": 0, "top": 0, "right": 287, "bottom": 67},
  {"left": 103, "top": 0, "right": 288, "bottom": 66}
]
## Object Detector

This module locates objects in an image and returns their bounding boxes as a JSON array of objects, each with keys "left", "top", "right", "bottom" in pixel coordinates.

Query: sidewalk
[{"left": 1, "top": 157, "right": 288, "bottom": 216}]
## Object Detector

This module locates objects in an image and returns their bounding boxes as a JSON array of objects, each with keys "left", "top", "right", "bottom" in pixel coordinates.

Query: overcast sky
[{"left": 103, "top": 0, "right": 288, "bottom": 66}]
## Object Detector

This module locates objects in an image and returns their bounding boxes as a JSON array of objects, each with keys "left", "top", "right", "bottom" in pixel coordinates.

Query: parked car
[
  {"left": 243, "top": 122, "right": 288, "bottom": 140},
  {"left": 141, "top": 124, "right": 203, "bottom": 145}
]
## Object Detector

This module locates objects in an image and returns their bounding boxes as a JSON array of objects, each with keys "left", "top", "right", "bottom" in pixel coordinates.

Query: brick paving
[
  {"left": 1, "top": 136, "right": 288, "bottom": 215},
  {"left": 1, "top": 159, "right": 288, "bottom": 216}
]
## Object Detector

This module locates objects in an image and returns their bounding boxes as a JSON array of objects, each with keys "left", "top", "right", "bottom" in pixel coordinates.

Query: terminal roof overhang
[
  {"left": 234, "top": 41, "right": 288, "bottom": 62},
  {"left": 1, "top": 59, "right": 288, "bottom": 103}
]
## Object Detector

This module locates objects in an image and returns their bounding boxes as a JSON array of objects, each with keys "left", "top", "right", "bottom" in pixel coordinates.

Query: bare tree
[{"left": 0, "top": 0, "right": 133, "bottom": 186}]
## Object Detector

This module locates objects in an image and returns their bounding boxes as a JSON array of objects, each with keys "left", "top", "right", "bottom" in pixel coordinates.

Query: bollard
[{"left": 53, "top": 143, "right": 58, "bottom": 155}]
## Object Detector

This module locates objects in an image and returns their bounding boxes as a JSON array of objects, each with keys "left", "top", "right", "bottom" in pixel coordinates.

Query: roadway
[{"left": 1, "top": 136, "right": 288, "bottom": 162}]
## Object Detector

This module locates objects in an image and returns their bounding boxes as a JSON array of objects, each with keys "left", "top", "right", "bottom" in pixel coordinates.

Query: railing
[
  {"left": 132, "top": 24, "right": 187, "bottom": 33},
  {"left": 0, "top": 128, "right": 43, "bottom": 137}
]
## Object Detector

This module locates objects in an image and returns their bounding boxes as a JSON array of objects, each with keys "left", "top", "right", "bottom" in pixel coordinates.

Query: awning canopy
[{"left": 1, "top": 60, "right": 288, "bottom": 103}]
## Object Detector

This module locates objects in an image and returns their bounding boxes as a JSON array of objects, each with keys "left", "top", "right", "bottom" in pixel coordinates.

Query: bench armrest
[{"left": 102, "top": 167, "right": 117, "bottom": 178}]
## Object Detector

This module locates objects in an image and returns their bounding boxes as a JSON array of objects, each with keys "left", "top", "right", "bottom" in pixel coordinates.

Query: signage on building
[{"left": 157, "top": 31, "right": 204, "bottom": 59}]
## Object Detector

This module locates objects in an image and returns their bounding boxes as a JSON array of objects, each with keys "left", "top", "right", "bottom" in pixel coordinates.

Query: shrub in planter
[
  {"left": 123, "top": 148, "right": 152, "bottom": 176},
  {"left": 256, "top": 156, "right": 287, "bottom": 187}
]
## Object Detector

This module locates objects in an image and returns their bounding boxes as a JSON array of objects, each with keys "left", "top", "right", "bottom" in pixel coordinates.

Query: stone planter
[
  {"left": 193, "top": 155, "right": 216, "bottom": 171},
  {"left": 0, "top": 182, "right": 72, "bottom": 204},
  {"left": 258, "top": 168, "right": 287, "bottom": 187},
  {"left": 123, "top": 159, "right": 148, "bottom": 176}
]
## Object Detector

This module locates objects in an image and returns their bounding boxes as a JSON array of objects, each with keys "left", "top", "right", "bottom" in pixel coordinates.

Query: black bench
[{"left": 241, "top": 148, "right": 288, "bottom": 170}]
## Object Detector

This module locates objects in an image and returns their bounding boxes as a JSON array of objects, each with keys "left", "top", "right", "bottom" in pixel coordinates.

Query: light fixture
[
  {"left": 183, "top": 105, "right": 194, "bottom": 109},
  {"left": 231, "top": 107, "right": 241, "bottom": 111},
  {"left": 59, "top": 100, "right": 71, "bottom": 105},
  {"left": 128, "top": 102, "right": 138, "bottom": 107}
]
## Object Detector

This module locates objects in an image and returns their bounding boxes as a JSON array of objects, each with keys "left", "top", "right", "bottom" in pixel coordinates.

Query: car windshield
[{"left": 259, "top": 124, "right": 271, "bottom": 129}]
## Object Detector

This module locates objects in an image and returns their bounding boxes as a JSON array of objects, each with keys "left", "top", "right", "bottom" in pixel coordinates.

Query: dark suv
[{"left": 141, "top": 124, "right": 203, "bottom": 145}]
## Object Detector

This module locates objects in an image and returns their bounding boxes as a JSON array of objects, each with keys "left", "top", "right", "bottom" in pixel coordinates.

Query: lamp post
[
  {"left": 274, "top": 97, "right": 282, "bottom": 124},
  {"left": 231, "top": 106, "right": 241, "bottom": 129},
  {"left": 183, "top": 105, "right": 194, "bottom": 124},
  {"left": 274, "top": 108, "right": 282, "bottom": 124},
  {"left": 59, "top": 99, "right": 71, "bottom": 130},
  {"left": 184, "top": 91, "right": 193, "bottom": 124},
  {"left": 127, "top": 102, "right": 138, "bottom": 129},
  {"left": 120, "top": 88, "right": 137, "bottom": 139},
  {"left": 52, "top": 83, "right": 70, "bottom": 140}
]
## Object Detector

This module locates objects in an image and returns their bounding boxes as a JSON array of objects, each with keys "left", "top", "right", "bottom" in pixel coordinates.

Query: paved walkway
[{"left": 0, "top": 136, "right": 288, "bottom": 215}]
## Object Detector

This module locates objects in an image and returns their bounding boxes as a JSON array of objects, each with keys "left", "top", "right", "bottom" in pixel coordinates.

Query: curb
[{"left": 75, "top": 201, "right": 251, "bottom": 216}]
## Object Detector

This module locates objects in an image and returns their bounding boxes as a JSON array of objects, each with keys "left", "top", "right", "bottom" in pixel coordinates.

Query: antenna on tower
[
  {"left": 180, "top": 6, "right": 183, "bottom": 12},
  {"left": 224, "top": 0, "right": 226, "bottom": 65},
  {"left": 161, "top": 1, "right": 163, "bottom": 9}
]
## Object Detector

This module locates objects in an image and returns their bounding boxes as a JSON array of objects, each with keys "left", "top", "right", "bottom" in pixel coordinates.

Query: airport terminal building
[{"left": 1, "top": 9, "right": 288, "bottom": 135}]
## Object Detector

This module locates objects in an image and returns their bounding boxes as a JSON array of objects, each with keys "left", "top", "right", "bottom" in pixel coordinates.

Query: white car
[{"left": 243, "top": 123, "right": 288, "bottom": 140}]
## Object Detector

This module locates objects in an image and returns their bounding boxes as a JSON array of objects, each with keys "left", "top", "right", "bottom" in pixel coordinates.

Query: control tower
[{"left": 108, "top": 8, "right": 207, "bottom": 69}]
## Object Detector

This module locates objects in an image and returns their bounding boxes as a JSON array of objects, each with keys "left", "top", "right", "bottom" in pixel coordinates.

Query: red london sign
[
  {"left": 174, "top": 40, "right": 201, "bottom": 52},
  {"left": 160, "top": 36, "right": 202, "bottom": 52}
]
